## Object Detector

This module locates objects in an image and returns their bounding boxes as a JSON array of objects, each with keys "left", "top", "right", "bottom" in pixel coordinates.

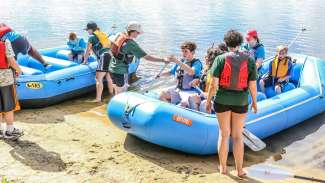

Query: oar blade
[
  {"left": 242, "top": 129, "right": 266, "bottom": 151},
  {"left": 247, "top": 164, "right": 293, "bottom": 180}
]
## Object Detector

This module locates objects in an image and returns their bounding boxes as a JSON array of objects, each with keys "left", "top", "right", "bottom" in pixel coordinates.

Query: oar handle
[
  {"left": 294, "top": 175, "right": 325, "bottom": 183},
  {"left": 155, "top": 63, "right": 168, "bottom": 79}
]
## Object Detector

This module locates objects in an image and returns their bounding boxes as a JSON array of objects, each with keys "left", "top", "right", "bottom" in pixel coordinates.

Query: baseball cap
[
  {"left": 85, "top": 21, "right": 98, "bottom": 31},
  {"left": 126, "top": 21, "right": 144, "bottom": 34},
  {"left": 246, "top": 29, "right": 258, "bottom": 41}
]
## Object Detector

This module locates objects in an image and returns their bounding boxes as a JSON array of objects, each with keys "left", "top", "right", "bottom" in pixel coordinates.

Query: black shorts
[
  {"left": 0, "top": 85, "right": 17, "bottom": 112},
  {"left": 11, "top": 36, "right": 31, "bottom": 59},
  {"left": 110, "top": 73, "right": 126, "bottom": 87},
  {"left": 96, "top": 52, "right": 112, "bottom": 72},
  {"left": 214, "top": 102, "right": 248, "bottom": 114}
]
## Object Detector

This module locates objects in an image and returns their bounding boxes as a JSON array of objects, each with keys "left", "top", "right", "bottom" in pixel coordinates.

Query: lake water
[{"left": 2, "top": 0, "right": 325, "bottom": 84}]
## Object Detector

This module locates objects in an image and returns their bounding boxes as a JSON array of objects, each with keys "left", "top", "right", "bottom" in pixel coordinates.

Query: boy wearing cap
[
  {"left": 109, "top": 21, "right": 172, "bottom": 94},
  {"left": 242, "top": 29, "right": 265, "bottom": 69},
  {"left": 83, "top": 21, "right": 114, "bottom": 102}
]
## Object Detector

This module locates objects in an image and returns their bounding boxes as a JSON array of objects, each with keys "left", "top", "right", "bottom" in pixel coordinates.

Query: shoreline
[{"left": 0, "top": 95, "right": 324, "bottom": 183}]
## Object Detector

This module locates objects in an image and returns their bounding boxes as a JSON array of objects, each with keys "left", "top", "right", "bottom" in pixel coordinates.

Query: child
[
  {"left": 159, "top": 41, "right": 202, "bottom": 107},
  {"left": 188, "top": 43, "right": 227, "bottom": 113},
  {"left": 242, "top": 29, "right": 265, "bottom": 70},
  {"left": 67, "top": 32, "right": 86, "bottom": 63},
  {"left": 0, "top": 38, "right": 23, "bottom": 139},
  {"left": 260, "top": 45, "right": 292, "bottom": 94}
]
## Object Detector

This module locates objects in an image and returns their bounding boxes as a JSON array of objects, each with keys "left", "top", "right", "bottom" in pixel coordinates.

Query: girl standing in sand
[{"left": 206, "top": 30, "right": 258, "bottom": 177}]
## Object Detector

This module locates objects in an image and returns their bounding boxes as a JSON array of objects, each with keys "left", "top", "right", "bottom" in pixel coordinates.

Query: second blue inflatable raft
[{"left": 17, "top": 46, "right": 140, "bottom": 108}]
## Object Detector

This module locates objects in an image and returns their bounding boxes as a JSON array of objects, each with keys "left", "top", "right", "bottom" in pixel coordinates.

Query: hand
[
  {"left": 190, "top": 79, "right": 200, "bottom": 87},
  {"left": 278, "top": 77, "right": 287, "bottom": 83},
  {"left": 163, "top": 55, "right": 173, "bottom": 63},
  {"left": 15, "top": 69, "right": 22, "bottom": 76},
  {"left": 206, "top": 101, "right": 212, "bottom": 114},
  {"left": 251, "top": 101, "right": 258, "bottom": 113}
]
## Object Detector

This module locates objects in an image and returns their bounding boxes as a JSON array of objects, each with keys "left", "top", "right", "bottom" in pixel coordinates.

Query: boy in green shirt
[{"left": 109, "top": 21, "right": 173, "bottom": 94}]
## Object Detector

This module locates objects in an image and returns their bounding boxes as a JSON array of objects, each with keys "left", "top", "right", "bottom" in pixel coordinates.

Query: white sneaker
[{"left": 5, "top": 127, "right": 24, "bottom": 140}]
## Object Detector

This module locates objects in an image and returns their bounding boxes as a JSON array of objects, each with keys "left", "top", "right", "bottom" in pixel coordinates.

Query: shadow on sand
[
  {"left": 123, "top": 112, "right": 325, "bottom": 182},
  {"left": 5, "top": 139, "right": 66, "bottom": 172}
]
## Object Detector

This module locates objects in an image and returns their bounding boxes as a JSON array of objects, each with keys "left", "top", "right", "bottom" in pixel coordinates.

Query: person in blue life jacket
[
  {"left": 67, "top": 32, "right": 86, "bottom": 63},
  {"left": 0, "top": 23, "right": 49, "bottom": 67},
  {"left": 260, "top": 45, "right": 293, "bottom": 94},
  {"left": 242, "top": 29, "right": 265, "bottom": 70},
  {"left": 159, "top": 41, "right": 203, "bottom": 107}
]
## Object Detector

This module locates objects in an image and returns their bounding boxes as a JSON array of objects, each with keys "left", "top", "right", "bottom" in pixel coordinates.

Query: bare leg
[
  {"left": 28, "top": 46, "right": 47, "bottom": 64},
  {"left": 216, "top": 111, "right": 231, "bottom": 174},
  {"left": 159, "top": 91, "right": 171, "bottom": 102},
  {"left": 4, "top": 111, "right": 14, "bottom": 126},
  {"left": 95, "top": 72, "right": 106, "bottom": 102},
  {"left": 106, "top": 73, "right": 114, "bottom": 95},
  {"left": 231, "top": 112, "right": 246, "bottom": 177}
]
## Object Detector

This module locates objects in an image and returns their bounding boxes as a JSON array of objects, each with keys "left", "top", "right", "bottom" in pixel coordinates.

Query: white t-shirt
[{"left": 0, "top": 39, "right": 15, "bottom": 87}]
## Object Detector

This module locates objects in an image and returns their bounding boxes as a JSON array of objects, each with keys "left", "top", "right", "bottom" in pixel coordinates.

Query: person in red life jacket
[
  {"left": 260, "top": 45, "right": 293, "bottom": 94},
  {"left": 0, "top": 23, "right": 49, "bottom": 67},
  {"left": 242, "top": 29, "right": 265, "bottom": 70},
  {"left": 206, "top": 30, "right": 258, "bottom": 177},
  {"left": 0, "top": 38, "right": 24, "bottom": 140},
  {"left": 159, "top": 41, "right": 203, "bottom": 107},
  {"left": 187, "top": 43, "right": 227, "bottom": 112}
]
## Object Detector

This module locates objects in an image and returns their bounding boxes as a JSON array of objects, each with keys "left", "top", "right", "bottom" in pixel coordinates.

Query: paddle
[
  {"left": 247, "top": 164, "right": 325, "bottom": 182},
  {"left": 194, "top": 86, "right": 266, "bottom": 151},
  {"left": 263, "top": 26, "right": 307, "bottom": 63}
]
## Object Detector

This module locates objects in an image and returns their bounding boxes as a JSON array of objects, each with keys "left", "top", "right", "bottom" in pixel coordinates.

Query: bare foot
[
  {"left": 237, "top": 170, "right": 247, "bottom": 178},
  {"left": 219, "top": 165, "right": 227, "bottom": 174},
  {"left": 91, "top": 99, "right": 102, "bottom": 103}
]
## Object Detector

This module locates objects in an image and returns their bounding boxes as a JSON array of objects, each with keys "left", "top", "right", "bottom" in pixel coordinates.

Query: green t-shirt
[
  {"left": 210, "top": 52, "right": 257, "bottom": 106},
  {"left": 109, "top": 39, "right": 147, "bottom": 74},
  {"left": 88, "top": 35, "right": 109, "bottom": 57}
]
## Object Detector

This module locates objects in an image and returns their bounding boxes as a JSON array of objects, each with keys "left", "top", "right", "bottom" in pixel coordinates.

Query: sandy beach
[{"left": 0, "top": 93, "right": 324, "bottom": 183}]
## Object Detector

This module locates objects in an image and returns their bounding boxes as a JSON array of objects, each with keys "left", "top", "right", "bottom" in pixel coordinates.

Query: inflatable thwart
[
  {"left": 107, "top": 54, "right": 325, "bottom": 155},
  {"left": 16, "top": 46, "right": 140, "bottom": 108}
]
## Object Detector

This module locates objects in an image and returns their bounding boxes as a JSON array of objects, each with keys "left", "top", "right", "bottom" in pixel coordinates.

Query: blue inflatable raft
[
  {"left": 107, "top": 54, "right": 325, "bottom": 155},
  {"left": 17, "top": 47, "right": 140, "bottom": 108}
]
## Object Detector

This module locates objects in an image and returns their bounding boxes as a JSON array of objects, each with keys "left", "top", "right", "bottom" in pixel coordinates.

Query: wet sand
[{"left": 0, "top": 94, "right": 324, "bottom": 183}]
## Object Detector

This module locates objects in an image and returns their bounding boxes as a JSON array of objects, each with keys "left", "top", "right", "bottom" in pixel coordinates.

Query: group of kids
[
  {"left": 65, "top": 21, "right": 293, "bottom": 109},
  {"left": 0, "top": 21, "right": 293, "bottom": 140}
]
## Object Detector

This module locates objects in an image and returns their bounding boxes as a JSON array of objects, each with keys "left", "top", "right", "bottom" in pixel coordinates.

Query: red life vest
[
  {"left": 0, "top": 41, "right": 9, "bottom": 69},
  {"left": 0, "top": 25, "right": 12, "bottom": 39},
  {"left": 219, "top": 52, "right": 249, "bottom": 91}
]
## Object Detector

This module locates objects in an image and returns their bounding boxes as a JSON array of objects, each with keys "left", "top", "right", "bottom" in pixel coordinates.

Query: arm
[
  {"left": 8, "top": 57, "right": 22, "bottom": 75},
  {"left": 171, "top": 57, "right": 195, "bottom": 76},
  {"left": 143, "top": 55, "right": 168, "bottom": 63},
  {"left": 255, "top": 47, "right": 265, "bottom": 69},
  {"left": 83, "top": 43, "right": 92, "bottom": 64},
  {"left": 256, "top": 58, "right": 263, "bottom": 69},
  {"left": 205, "top": 77, "right": 219, "bottom": 113}
]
